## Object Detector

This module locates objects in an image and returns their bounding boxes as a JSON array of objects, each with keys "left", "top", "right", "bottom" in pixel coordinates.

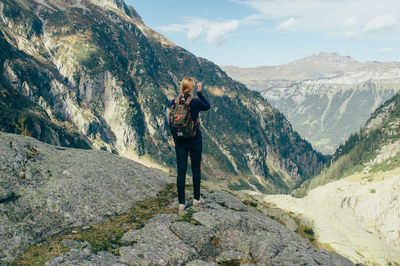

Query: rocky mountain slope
[
  {"left": 295, "top": 93, "right": 400, "bottom": 196},
  {"left": 222, "top": 53, "right": 400, "bottom": 154},
  {"left": 236, "top": 93, "right": 400, "bottom": 265},
  {"left": 0, "top": 0, "right": 325, "bottom": 193},
  {"left": 0, "top": 132, "right": 353, "bottom": 265}
]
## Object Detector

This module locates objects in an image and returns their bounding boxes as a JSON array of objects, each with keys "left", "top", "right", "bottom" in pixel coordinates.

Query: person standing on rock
[{"left": 169, "top": 77, "right": 210, "bottom": 212}]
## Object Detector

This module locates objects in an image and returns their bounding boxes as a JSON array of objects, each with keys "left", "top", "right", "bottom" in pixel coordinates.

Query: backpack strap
[
  {"left": 185, "top": 95, "right": 194, "bottom": 106},
  {"left": 174, "top": 97, "right": 180, "bottom": 106}
]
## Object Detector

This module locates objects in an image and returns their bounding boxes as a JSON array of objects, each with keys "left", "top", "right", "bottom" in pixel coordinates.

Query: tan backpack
[{"left": 169, "top": 95, "right": 198, "bottom": 139}]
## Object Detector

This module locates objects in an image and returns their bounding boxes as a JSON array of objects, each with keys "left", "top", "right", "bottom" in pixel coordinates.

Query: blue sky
[{"left": 126, "top": 0, "right": 400, "bottom": 67}]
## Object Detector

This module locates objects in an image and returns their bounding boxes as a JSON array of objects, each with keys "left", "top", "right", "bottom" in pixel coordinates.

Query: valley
[
  {"left": 222, "top": 53, "right": 400, "bottom": 154},
  {"left": 239, "top": 91, "right": 400, "bottom": 265}
]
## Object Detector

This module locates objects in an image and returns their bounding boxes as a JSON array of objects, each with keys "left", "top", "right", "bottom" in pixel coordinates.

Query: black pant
[{"left": 175, "top": 141, "right": 202, "bottom": 204}]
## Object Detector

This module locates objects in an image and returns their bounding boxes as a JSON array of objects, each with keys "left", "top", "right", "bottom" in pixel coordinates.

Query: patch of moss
[
  {"left": 27, "top": 145, "right": 40, "bottom": 159},
  {"left": 176, "top": 209, "right": 200, "bottom": 225},
  {"left": 295, "top": 219, "right": 316, "bottom": 243},
  {"left": 220, "top": 258, "right": 260, "bottom": 266},
  {"left": 241, "top": 199, "right": 258, "bottom": 208},
  {"left": 220, "top": 260, "right": 240, "bottom": 266},
  {"left": 13, "top": 183, "right": 178, "bottom": 265}
]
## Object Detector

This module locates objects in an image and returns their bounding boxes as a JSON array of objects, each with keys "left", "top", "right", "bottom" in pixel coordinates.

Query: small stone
[
  {"left": 82, "top": 225, "right": 90, "bottom": 230},
  {"left": 186, "top": 259, "right": 218, "bottom": 266},
  {"left": 61, "top": 239, "right": 82, "bottom": 248},
  {"left": 82, "top": 248, "right": 92, "bottom": 256},
  {"left": 71, "top": 230, "right": 78, "bottom": 234},
  {"left": 216, "top": 250, "right": 252, "bottom": 264}
]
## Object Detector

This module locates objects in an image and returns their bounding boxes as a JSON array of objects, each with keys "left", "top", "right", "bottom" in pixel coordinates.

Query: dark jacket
[{"left": 170, "top": 91, "right": 210, "bottom": 143}]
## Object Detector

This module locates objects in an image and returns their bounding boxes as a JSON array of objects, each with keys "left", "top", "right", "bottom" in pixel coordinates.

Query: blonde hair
[{"left": 180, "top": 78, "right": 195, "bottom": 95}]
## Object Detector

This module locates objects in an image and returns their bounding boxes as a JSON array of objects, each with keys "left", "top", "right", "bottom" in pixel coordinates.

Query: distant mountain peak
[{"left": 292, "top": 52, "right": 360, "bottom": 68}]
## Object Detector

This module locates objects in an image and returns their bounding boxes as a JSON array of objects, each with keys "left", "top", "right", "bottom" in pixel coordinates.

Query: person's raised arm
[{"left": 196, "top": 82, "right": 210, "bottom": 111}]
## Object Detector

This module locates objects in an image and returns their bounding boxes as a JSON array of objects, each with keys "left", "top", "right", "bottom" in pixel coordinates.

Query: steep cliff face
[
  {"left": 0, "top": 29, "right": 90, "bottom": 149},
  {"left": 222, "top": 53, "right": 400, "bottom": 154},
  {"left": 0, "top": 0, "right": 325, "bottom": 193}
]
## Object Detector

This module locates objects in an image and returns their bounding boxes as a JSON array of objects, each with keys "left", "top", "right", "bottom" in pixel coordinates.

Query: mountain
[
  {"left": 294, "top": 93, "right": 400, "bottom": 196},
  {"left": 0, "top": 0, "right": 325, "bottom": 193},
  {"left": 241, "top": 93, "right": 400, "bottom": 265},
  {"left": 222, "top": 53, "right": 400, "bottom": 154},
  {"left": 223, "top": 52, "right": 361, "bottom": 83}
]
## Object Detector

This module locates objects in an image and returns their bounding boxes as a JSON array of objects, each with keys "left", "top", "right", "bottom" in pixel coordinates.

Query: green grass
[
  {"left": 294, "top": 218, "right": 316, "bottom": 243},
  {"left": 176, "top": 209, "right": 200, "bottom": 225},
  {"left": 371, "top": 151, "right": 400, "bottom": 173}
]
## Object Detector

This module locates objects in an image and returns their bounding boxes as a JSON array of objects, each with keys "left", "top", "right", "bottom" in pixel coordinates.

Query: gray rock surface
[
  {"left": 61, "top": 239, "right": 89, "bottom": 249},
  {"left": 0, "top": 132, "right": 171, "bottom": 262},
  {"left": 257, "top": 206, "right": 299, "bottom": 231},
  {"left": 170, "top": 221, "right": 219, "bottom": 258},
  {"left": 45, "top": 248, "right": 123, "bottom": 266},
  {"left": 49, "top": 189, "right": 353, "bottom": 265},
  {"left": 215, "top": 250, "right": 252, "bottom": 264},
  {"left": 119, "top": 214, "right": 197, "bottom": 265},
  {"left": 185, "top": 260, "right": 218, "bottom": 266}
]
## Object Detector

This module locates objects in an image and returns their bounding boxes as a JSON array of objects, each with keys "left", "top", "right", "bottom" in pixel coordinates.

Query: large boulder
[{"left": 0, "top": 132, "right": 171, "bottom": 262}]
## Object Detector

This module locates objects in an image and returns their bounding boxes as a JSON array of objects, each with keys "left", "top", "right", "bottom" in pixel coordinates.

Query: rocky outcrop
[
  {"left": 0, "top": 131, "right": 171, "bottom": 262},
  {"left": 44, "top": 189, "right": 354, "bottom": 265}
]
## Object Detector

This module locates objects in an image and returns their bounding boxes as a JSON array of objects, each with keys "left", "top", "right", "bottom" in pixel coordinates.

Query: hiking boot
[
  {"left": 178, "top": 204, "right": 186, "bottom": 213},
  {"left": 193, "top": 197, "right": 205, "bottom": 206}
]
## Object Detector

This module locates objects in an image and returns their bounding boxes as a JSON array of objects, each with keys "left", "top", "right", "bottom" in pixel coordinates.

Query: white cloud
[
  {"left": 343, "top": 17, "right": 358, "bottom": 27},
  {"left": 206, "top": 20, "right": 239, "bottom": 46},
  {"left": 187, "top": 24, "right": 203, "bottom": 42},
  {"left": 277, "top": 17, "right": 298, "bottom": 29},
  {"left": 157, "top": 18, "right": 240, "bottom": 46},
  {"left": 377, "top": 47, "right": 394, "bottom": 53},
  {"left": 235, "top": 0, "right": 400, "bottom": 39},
  {"left": 363, "top": 15, "right": 398, "bottom": 32}
]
